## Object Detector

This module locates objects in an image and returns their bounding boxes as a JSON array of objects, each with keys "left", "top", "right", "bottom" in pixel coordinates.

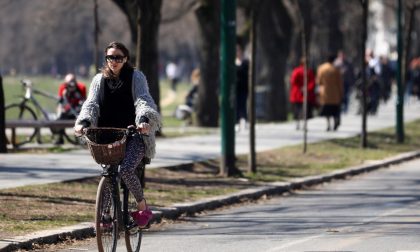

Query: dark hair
[
  {"left": 327, "top": 53, "right": 336, "bottom": 63},
  {"left": 101, "top": 41, "right": 133, "bottom": 78}
]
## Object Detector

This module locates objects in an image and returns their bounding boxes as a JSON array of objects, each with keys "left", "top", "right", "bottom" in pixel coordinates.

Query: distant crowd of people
[
  {"left": 172, "top": 47, "right": 401, "bottom": 132},
  {"left": 287, "top": 48, "right": 410, "bottom": 132}
]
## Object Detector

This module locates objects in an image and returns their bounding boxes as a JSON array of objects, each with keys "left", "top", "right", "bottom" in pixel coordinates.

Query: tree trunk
[
  {"left": 360, "top": 0, "right": 368, "bottom": 148},
  {"left": 0, "top": 75, "right": 7, "bottom": 153},
  {"left": 138, "top": 0, "right": 162, "bottom": 113},
  {"left": 93, "top": 0, "right": 100, "bottom": 73},
  {"left": 194, "top": 1, "right": 220, "bottom": 127},
  {"left": 403, "top": 4, "right": 417, "bottom": 93},
  {"left": 292, "top": 0, "right": 313, "bottom": 66},
  {"left": 327, "top": 0, "right": 343, "bottom": 54},
  {"left": 308, "top": 0, "right": 345, "bottom": 64},
  {"left": 256, "top": 1, "right": 293, "bottom": 121},
  {"left": 111, "top": 0, "right": 162, "bottom": 112}
]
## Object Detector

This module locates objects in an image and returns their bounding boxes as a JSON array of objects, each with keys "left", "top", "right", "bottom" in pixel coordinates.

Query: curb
[{"left": 1, "top": 150, "right": 420, "bottom": 251}]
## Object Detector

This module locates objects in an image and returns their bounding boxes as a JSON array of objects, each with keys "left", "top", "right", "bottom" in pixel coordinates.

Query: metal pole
[
  {"left": 361, "top": 0, "right": 368, "bottom": 148},
  {"left": 396, "top": 0, "right": 404, "bottom": 143},
  {"left": 220, "top": 0, "right": 236, "bottom": 176},
  {"left": 0, "top": 74, "right": 6, "bottom": 153},
  {"left": 248, "top": 2, "right": 257, "bottom": 173},
  {"left": 297, "top": 3, "right": 308, "bottom": 154}
]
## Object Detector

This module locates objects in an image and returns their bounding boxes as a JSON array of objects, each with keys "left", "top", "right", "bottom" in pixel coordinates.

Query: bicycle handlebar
[{"left": 81, "top": 126, "right": 149, "bottom": 138}]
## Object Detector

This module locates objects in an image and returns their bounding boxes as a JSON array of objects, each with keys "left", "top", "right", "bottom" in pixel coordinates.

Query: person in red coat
[
  {"left": 54, "top": 73, "right": 86, "bottom": 144},
  {"left": 58, "top": 73, "right": 86, "bottom": 114},
  {"left": 289, "top": 58, "right": 317, "bottom": 130}
]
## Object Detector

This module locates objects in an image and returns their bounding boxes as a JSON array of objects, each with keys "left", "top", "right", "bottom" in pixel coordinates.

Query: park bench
[{"left": 5, "top": 119, "right": 76, "bottom": 146}]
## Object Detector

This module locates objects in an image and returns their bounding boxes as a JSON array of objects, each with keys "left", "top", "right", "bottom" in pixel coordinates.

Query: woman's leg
[
  {"left": 326, "top": 116, "right": 331, "bottom": 131},
  {"left": 119, "top": 134, "right": 146, "bottom": 210}
]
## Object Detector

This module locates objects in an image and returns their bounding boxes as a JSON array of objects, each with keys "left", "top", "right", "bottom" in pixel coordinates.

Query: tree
[
  {"left": 256, "top": 0, "right": 294, "bottom": 121},
  {"left": 194, "top": 1, "right": 221, "bottom": 127},
  {"left": 0, "top": 75, "right": 7, "bottom": 153},
  {"left": 360, "top": 0, "right": 368, "bottom": 148},
  {"left": 111, "top": 0, "right": 162, "bottom": 112}
]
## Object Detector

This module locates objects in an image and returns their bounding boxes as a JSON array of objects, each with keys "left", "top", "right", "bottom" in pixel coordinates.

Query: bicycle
[
  {"left": 5, "top": 79, "right": 80, "bottom": 147},
  {"left": 82, "top": 126, "right": 149, "bottom": 252}
]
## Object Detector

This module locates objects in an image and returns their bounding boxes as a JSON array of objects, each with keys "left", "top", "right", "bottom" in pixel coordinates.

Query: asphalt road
[{"left": 52, "top": 158, "right": 420, "bottom": 252}]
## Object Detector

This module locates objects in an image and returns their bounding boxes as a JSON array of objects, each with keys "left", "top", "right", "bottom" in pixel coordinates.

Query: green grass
[{"left": 238, "top": 119, "right": 420, "bottom": 182}]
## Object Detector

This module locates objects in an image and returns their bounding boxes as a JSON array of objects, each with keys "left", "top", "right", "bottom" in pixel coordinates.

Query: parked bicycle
[
  {"left": 82, "top": 126, "right": 149, "bottom": 252},
  {"left": 5, "top": 79, "right": 80, "bottom": 147}
]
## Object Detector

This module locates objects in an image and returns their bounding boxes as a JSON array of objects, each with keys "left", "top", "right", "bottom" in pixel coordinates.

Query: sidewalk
[
  {"left": 1, "top": 99, "right": 420, "bottom": 251},
  {"left": 1, "top": 99, "right": 420, "bottom": 189}
]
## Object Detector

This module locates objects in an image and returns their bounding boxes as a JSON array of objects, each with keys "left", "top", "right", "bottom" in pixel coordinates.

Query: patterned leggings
[{"left": 119, "top": 134, "right": 145, "bottom": 202}]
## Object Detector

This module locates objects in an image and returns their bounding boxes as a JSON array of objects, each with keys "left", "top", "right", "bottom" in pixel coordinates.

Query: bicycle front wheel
[
  {"left": 123, "top": 184, "right": 143, "bottom": 252},
  {"left": 95, "top": 177, "right": 118, "bottom": 252},
  {"left": 5, "top": 103, "right": 38, "bottom": 147}
]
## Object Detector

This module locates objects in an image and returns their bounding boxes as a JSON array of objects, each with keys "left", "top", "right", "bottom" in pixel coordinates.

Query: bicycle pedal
[{"left": 127, "top": 221, "right": 138, "bottom": 230}]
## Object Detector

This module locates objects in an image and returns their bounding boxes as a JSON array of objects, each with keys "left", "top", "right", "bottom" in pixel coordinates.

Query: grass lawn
[{"left": 1, "top": 119, "right": 420, "bottom": 238}]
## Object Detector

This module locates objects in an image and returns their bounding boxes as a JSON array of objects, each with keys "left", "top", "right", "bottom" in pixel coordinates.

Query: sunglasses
[{"left": 105, "top": 55, "right": 125, "bottom": 63}]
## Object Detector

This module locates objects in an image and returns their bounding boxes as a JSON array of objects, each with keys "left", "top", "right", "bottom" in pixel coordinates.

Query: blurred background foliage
[{"left": 1, "top": 0, "right": 420, "bottom": 124}]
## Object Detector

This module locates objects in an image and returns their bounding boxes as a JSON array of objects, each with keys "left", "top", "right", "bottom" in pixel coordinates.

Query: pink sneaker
[{"left": 130, "top": 208, "right": 153, "bottom": 228}]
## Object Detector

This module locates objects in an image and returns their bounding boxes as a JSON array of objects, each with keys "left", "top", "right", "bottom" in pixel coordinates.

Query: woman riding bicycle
[{"left": 74, "top": 41, "right": 161, "bottom": 228}]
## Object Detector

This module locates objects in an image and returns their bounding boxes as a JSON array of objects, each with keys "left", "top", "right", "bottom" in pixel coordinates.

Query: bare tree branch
[
  {"left": 161, "top": 0, "right": 200, "bottom": 24},
  {"left": 0, "top": 0, "right": 12, "bottom": 9}
]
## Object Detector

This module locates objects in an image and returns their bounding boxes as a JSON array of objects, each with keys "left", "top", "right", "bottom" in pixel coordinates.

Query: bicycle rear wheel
[
  {"left": 95, "top": 177, "right": 118, "bottom": 252},
  {"left": 5, "top": 103, "right": 38, "bottom": 147},
  {"left": 123, "top": 183, "right": 143, "bottom": 252}
]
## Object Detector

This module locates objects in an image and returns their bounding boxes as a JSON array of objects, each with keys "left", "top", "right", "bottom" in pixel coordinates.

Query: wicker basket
[{"left": 84, "top": 128, "right": 127, "bottom": 165}]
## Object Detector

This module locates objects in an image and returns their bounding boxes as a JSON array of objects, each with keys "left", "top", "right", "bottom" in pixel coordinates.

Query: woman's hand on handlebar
[
  {"left": 74, "top": 120, "right": 91, "bottom": 137},
  {"left": 137, "top": 122, "right": 150, "bottom": 135},
  {"left": 74, "top": 124, "right": 85, "bottom": 137}
]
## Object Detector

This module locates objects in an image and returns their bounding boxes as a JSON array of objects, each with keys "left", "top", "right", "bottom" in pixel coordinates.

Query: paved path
[
  {"left": 21, "top": 153, "right": 420, "bottom": 252},
  {"left": 131, "top": 159, "right": 420, "bottom": 252},
  {"left": 1, "top": 98, "right": 420, "bottom": 189}
]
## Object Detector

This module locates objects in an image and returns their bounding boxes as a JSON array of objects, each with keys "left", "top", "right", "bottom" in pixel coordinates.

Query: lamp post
[{"left": 220, "top": 0, "right": 237, "bottom": 176}]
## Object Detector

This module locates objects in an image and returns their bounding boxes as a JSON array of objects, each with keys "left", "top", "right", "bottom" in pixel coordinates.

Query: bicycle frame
[
  {"left": 20, "top": 80, "right": 59, "bottom": 121},
  {"left": 20, "top": 80, "right": 79, "bottom": 120},
  {"left": 101, "top": 165, "right": 125, "bottom": 232},
  {"left": 87, "top": 128, "right": 147, "bottom": 252},
  {"left": 96, "top": 161, "right": 145, "bottom": 252},
  {"left": 99, "top": 147, "right": 148, "bottom": 233}
]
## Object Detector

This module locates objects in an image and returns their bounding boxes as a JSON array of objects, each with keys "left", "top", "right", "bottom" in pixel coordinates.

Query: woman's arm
[
  {"left": 75, "top": 74, "right": 102, "bottom": 127},
  {"left": 132, "top": 70, "right": 162, "bottom": 134}
]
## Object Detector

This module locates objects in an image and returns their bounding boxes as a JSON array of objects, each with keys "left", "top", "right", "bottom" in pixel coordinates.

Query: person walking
[
  {"left": 235, "top": 42, "right": 249, "bottom": 131},
  {"left": 289, "top": 57, "right": 317, "bottom": 130},
  {"left": 74, "top": 41, "right": 161, "bottom": 228},
  {"left": 165, "top": 61, "right": 180, "bottom": 91},
  {"left": 334, "top": 50, "right": 355, "bottom": 113},
  {"left": 316, "top": 54, "right": 344, "bottom": 131},
  {"left": 174, "top": 68, "right": 200, "bottom": 124}
]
